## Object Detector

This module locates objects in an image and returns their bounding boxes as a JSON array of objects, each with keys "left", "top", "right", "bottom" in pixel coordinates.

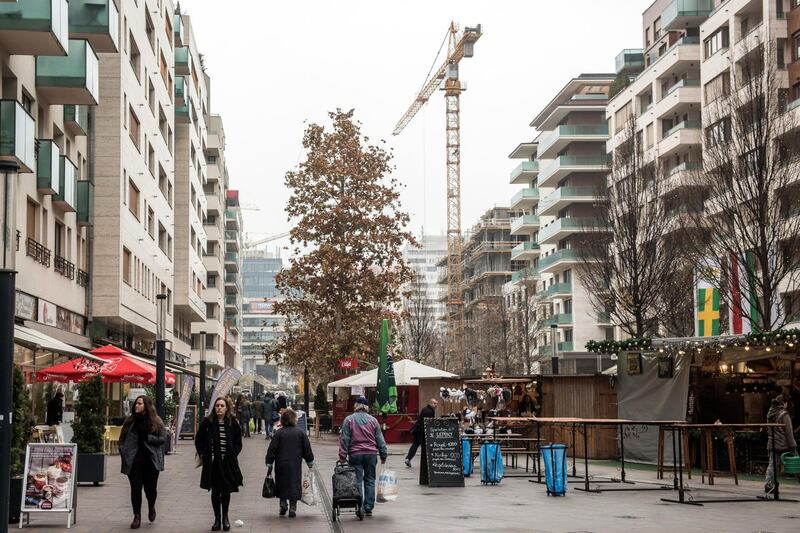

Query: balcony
[
  {"left": 225, "top": 272, "right": 241, "bottom": 294},
  {"left": 538, "top": 248, "right": 590, "bottom": 273},
  {"left": 542, "top": 282, "right": 572, "bottom": 300},
  {"left": 659, "top": 120, "right": 701, "bottom": 155},
  {"left": 538, "top": 217, "right": 609, "bottom": 245},
  {"left": 225, "top": 294, "right": 240, "bottom": 312},
  {"left": 511, "top": 267, "right": 539, "bottom": 283},
  {"left": 537, "top": 124, "right": 609, "bottom": 159},
  {"left": 36, "top": 140, "right": 61, "bottom": 195},
  {"left": 63, "top": 104, "right": 88, "bottom": 136},
  {"left": 538, "top": 342, "right": 575, "bottom": 355},
  {"left": 26, "top": 237, "right": 51, "bottom": 267},
  {"left": 662, "top": 0, "right": 714, "bottom": 30},
  {"left": 174, "top": 13, "right": 184, "bottom": 47},
  {"left": 225, "top": 210, "right": 240, "bottom": 230},
  {"left": 175, "top": 93, "right": 191, "bottom": 123},
  {"left": 509, "top": 161, "right": 539, "bottom": 185},
  {"left": 597, "top": 312, "right": 612, "bottom": 324},
  {"left": 54, "top": 254, "right": 75, "bottom": 280},
  {"left": 615, "top": 48, "right": 645, "bottom": 73},
  {"left": 0, "top": 100, "right": 36, "bottom": 173},
  {"left": 538, "top": 155, "right": 610, "bottom": 188},
  {"left": 538, "top": 186, "right": 601, "bottom": 216},
  {"left": 538, "top": 313, "right": 574, "bottom": 328},
  {"left": 76, "top": 180, "right": 93, "bottom": 226},
  {"left": 0, "top": 0, "right": 68, "bottom": 56},
  {"left": 77, "top": 268, "right": 89, "bottom": 287},
  {"left": 175, "top": 76, "right": 185, "bottom": 105},
  {"left": 224, "top": 252, "right": 239, "bottom": 272},
  {"left": 36, "top": 39, "right": 100, "bottom": 105},
  {"left": 653, "top": 79, "right": 700, "bottom": 120},
  {"left": 641, "top": 36, "right": 700, "bottom": 80},
  {"left": 511, "top": 242, "right": 541, "bottom": 261},
  {"left": 510, "top": 214, "right": 540, "bottom": 235},
  {"left": 53, "top": 156, "right": 77, "bottom": 211},
  {"left": 68, "top": 0, "right": 119, "bottom": 53},
  {"left": 175, "top": 46, "right": 191, "bottom": 76},
  {"left": 225, "top": 230, "right": 240, "bottom": 251},
  {"left": 663, "top": 161, "right": 702, "bottom": 193},
  {"left": 538, "top": 94, "right": 608, "bottom": 130},
  {"left": 509, "top": 188, "right": 540, "bottom": 210}
]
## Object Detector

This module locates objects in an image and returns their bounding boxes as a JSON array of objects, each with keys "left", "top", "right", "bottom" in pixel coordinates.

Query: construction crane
[
  {"left": 243, "top": 231, "right": 290, "bottom": 250},
  {"left": 393, "top": 22, "right": 481, "bottom": 371}
]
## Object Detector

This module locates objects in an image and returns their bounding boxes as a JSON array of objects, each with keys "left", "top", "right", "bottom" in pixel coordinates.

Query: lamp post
[
  {"left": 550, "top": 324, "right": 559, "bottom": 375},
  {"left": 199, "top": 330, "right": 207, "bottom": 418},
  {"left": 0, "top": 160, "right": 19, "bottom": 528},
  {"left": 156, "top": 293, "right": 167, "bottom": 420}
]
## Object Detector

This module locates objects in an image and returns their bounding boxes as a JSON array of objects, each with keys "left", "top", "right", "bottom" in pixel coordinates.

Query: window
[
  {"left": 41, "top": 209, "right": 48, "bottom": 246},
  {"left": 145, "top": 12, "right": 155, "bottom": 51},
  {"left": 207, "top": 273, "right": 217, "bottom": 287},
  {"left": 26, "top": 199, "right": 37, "bottom": 241},
  {"left": 704, "top": 72, "right": 730, "bottom": 103},
  {"left": 148, "top": 79, "right": 156, "bottom": 115},
  {"left": 564, "top": 299, "right": 573, "bottom": 314},
  {"left": 148, "top": 143, "right": 155, "bottom": 177},
  {"left": 705, "top": 117, "right": 732, "bottom": 146},
  {"left": 129, "top": 32, "right": 141, "bottom": 80},
  {"left": 167, "top": 181, "right": 173, "bottom": 207},
  {"left": 159, "top": 51, "right": 168, "bottom": 88},
  {"left": 704, "top": 27, "right": 729, "bottom": 59},
  {"left": 165, "top": 12, "right": 173, "bottom": 43},
  {"left": 128, "top": 179, "right": 140, "bottom": 219},
  {"left": 645, "top": 27, "right": 650, "bottom": 48},
  {"left": 653, "top": 17, "right": 661, "bottom": 40},
  {"left": 167, "top": 235, "right": 173, "bottom": 260},
  {"left": 206, "top": 303, "right": 216, "bottom": 319},
  {"left": 128, "top": 106, "right": 140, "bottom": 149},
  {"left": 123, "top": 248, "right": 132, "bottom": 285},
  {"left": 147, "top": 207, "right": 155, "bottom": 238},
  {"left": 54, "top": 222, "right": 64, "bottom": 256},
  {"left": 158, "top": 223, "right": 167, "bottom": 253}
]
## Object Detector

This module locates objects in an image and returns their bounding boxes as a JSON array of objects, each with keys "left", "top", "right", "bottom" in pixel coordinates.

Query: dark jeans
[
  {"left": 265, "top": 417, "right": 275, "bottom": 436},
  {"left": 349, "top": 454, "right": 378, "bottom": 512},
  {"left": 128, "top": 460, "right": 159, "bottom": 515},
  {"left": 254, "top": 417, "right": 262, "bottom": 433},
  {"left": 406, "top": 439, "right": 422, "bottom": 461},
  {"left": 240, "top": 417, "right": 250, "bottom": 437},
  {"left": 211, "top": 487, "right": 231, "bottom": 518}
]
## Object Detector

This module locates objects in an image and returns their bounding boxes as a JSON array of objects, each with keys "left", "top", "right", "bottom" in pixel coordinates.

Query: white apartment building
[
  {"left": 402, "top": 234, "right": 447, "bottom": 331},
  {"left": 223, "top": 188, "right": 243, "bottom": 370},
  {"left": 508, "top": 74, "right": 617, "bottom": 374}
]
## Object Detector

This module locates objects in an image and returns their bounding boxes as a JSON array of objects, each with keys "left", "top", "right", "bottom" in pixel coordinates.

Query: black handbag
[{"left": 262, "top": 475, "right": 276, "bottom": 499}]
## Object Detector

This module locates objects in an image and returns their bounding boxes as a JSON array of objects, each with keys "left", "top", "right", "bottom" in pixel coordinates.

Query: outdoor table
[
  {"left": 524, "top": 417, "right": 683, "bottom": 493},
  {"left": 659, "top": 423, "right": 798, "bottom": 506}
]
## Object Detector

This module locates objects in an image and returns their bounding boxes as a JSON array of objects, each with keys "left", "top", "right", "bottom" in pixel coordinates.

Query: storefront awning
[{"left": 14, "top": 324, "right": 104, "bottom": 363}]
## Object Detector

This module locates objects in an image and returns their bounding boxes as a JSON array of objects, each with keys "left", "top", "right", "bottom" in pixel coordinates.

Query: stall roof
[
  {"left": 14, "top": 324, "right": 103, "bottom": 363},
  {"left": 328, "top": 359, "right": 456, "bottom": 388}
]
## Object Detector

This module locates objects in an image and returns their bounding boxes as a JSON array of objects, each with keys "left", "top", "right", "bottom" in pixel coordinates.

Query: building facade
[
  {"left": 241, "top": 250, "right": 284, "bottom": 381},
  {"left": 402, "top": 234, "right": 448, "bottom": 331}
]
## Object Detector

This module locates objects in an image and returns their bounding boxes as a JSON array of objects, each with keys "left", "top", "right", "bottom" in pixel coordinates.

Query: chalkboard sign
[
  {"left": 180, "top": 405, "right": 197, "bottom": 438},
  {"left": 423, "top": 418, "right": 464, "bottom": 487}
]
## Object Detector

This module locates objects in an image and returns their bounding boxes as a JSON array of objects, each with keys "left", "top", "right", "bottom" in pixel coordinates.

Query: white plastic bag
[
  {"left": 301, "top": 469, "right": 317, "bottom": 506},
  {"left": 377, "top": 468, "right": 399, "bottom": 502}
]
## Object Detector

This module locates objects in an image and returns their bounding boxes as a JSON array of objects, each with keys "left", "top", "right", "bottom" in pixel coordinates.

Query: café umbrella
[
  {"left": 36, "top": 345, "right": 175, "bottom": 385},
  {"left": 374, "top": 319, "right": 398, "bottom": 415}
]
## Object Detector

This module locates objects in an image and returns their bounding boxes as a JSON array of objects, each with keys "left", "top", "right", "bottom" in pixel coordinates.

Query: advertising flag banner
[
  {"left": 375, "top": 319, "right": 398, "bottom": 414},
  {"left": 207, "top": 367, "right": 242, "bottom": 416},
  {"left": 174, "top": 375, "right": 194, "bottom": 444},
  {"left": 696, "top": 259, "right": 721, "bottom": 337},
  {"left": 730, "top": 252, "right": 757, "bottom": 335}
]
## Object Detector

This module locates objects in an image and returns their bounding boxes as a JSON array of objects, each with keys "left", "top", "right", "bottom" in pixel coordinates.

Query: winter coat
[
  {"left": 119, "top": 418, "right": 167, "bottom": 476},
  {"left": 195, "top": 416, "right": 244, "bottom": 492},
  {"left": 265, "top": 426, "right": 314, "bottom": 501},
  {"left": 766, "top": 404, "right": 797, "bottom": 452},
  {"left": 277, "top": 395, "right": 288, "bottom": 410},
  {"left": 45, "top": 396, "right": 63, "bottom": 426},
  {"left": 252, "top": 400, "right": 264, "bottom": 419},
  {"left": 263, "top": 398, "right": 277, "bottom": 420},
  {"left": 238, "top": 401, "right": 251, "bottom": 420},
  {"left": 410, "top": 405, "right": 436, "bottom": 442},
  {"left": 339, "top": 411, "right": 388, "bottom": 459}
]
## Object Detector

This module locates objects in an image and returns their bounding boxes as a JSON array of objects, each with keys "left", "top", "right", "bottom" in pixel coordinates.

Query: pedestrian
[
  {"left": 45, "top": 391, "right": 64, "bottom": 426},
  {"left": 765, "top": 394, "right": 797, "bottom": 495},
  {"left": 265, "top": 408, "right": 315, "bottom": 517},
  {"left": 263, "top": 393, "right": 278, "bottom": 439},
  {"left": 118, "top": 395, "right": 167, "bottom": 529},
  {"left": 252, "top": 395, "right": 264, "bottom": 434},
  {"left": 405, "top": 398, "right": 437, "bottom": 467},
  {"left": 338, "top": 396, "right": 388, "bottom": 517},
  {"left": 236, "top": 395, "right": 251, "bottom": 438},
  {"left": 195, "top": 397, "right": 244, "bottom": 531},
  {"left": 277, "top": 392, "right": 288, "bottom": 411}
]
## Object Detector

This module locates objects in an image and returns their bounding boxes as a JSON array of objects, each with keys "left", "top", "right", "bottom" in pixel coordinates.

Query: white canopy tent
[{"left": 327, "top": 359, "right": 456, "bottom": 389}]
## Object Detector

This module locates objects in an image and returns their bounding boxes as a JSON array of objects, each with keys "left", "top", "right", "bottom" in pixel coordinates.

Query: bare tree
[
  {"left": 577, "top": 113, "right": 692, "bottom": 338},
  {"left": 686, "top": 39, "right": 800, "bottom": 331},
  {"left": 509, "top": 272, "right": 539, "bottom": 374},
  {"left": 399, "top": 267, "right": 441, "bottom": 363}
]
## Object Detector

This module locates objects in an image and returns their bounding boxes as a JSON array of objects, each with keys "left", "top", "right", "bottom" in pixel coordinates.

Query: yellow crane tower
[{"left": 393, "top": 22, "right": 481, "bottom": 370}]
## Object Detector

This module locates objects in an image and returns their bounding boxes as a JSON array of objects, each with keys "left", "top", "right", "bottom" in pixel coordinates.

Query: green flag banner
[{"left": 375, "top": 319, "right": 398, "bottom": 415}]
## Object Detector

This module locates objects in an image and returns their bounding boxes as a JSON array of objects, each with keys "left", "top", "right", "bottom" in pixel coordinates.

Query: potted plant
[
  {"left": 314, "top": 383, "right": 332, "bottom": 432},
  {"left": 9, "top": 366, "right": 34, "bottom": 524},
  {"left": 71, "top": 375, "right": 107, "bottom": 485}
]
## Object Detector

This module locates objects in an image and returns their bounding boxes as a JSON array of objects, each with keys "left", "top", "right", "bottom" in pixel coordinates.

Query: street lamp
[
  {"left": 550, "top": 324, "right": 559, "bottom": 375},
  {"left": 199, "top": 330, "right": 207, "bottom": 418},
  {"left": 156, "top": 293, "right": 167, "bottom": 420}
]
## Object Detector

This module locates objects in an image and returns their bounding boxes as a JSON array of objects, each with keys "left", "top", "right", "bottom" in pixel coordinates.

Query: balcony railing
[
  {"left": 662, "top": 120, "right": 701, "bottom": 138},
  {"left": 76, "top": 181, "right": 93, "bottom": 226},
  {"left": 54, "top": 254, "right": 75, "bottom": 279},
  {"left": 662, "top": 0, "right": 714, "bottom": 30},
  {"left": 511, "top": 242, "right": 541, "bottom": 259},
  {"left": 511, "top": 267, "right": 539, "bottom": 283},
  {"left": 77, "top": 268, "right": 89, "bottom": 287},
  {"left": 509, "top": 160, "right": 539, "bottom": 183},
  {"left": 0, "top": 100, "right": 36, "bottom": 173},
  {"left": 68, "top": 0, "right": 119, "bottom": 53},
  {"left": 539, "top": 155, "right": 611, "bottom": 186},
  {"left": 175, "top": 46, "right": 191, "bottom": 75},
  {"left": 54, "top": 155, "right": 77, "bottom": 211},
  {"left": 510, "top": 188, "right": 539, "bottom": 208},
  {"left": 538, "top": 248, "right": 586, "bottom": 270},
  {"left": 36, "top": 39, "right": 100, "bottom": 105},
  {"left": 544, "top": 282, "right": 572, "bottom": 298},
  {"left": 660, "top": 79, "right": 700, "bottom": 100},
  {"left": 224, "top": 252, "right": 238, "bottom": 263},
  {"left": 667, "top": 161, "right": 702, "bottom": 176},
  {"left": 27, "top": 238, "right": 51, "bottom": 267},
  {"left": 538, "top": 186, "right": 599, "bottom": 213},
  {"left": 36, "top": 139, "right": 61, "bottom": 194},
  {"left": 0, "top": 0, "right": 69, "bottom": 55},
  {"left": 510, "top": 214, "right": 540, "bottom": 234},
  {"left": 63, "top": 104, "right": 88, "bottom": 136}
]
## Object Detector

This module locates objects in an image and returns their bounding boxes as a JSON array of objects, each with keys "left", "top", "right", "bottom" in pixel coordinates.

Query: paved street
[{"left": 17, "top": 433, "right": 800, "bottom": 532}]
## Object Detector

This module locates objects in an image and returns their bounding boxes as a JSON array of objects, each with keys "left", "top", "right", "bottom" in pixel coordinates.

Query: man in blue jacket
[{"left": 339, "top": 396, "right": 388, "bottom": 517}]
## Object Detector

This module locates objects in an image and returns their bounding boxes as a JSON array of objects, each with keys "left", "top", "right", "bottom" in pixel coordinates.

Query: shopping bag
[
  {"left": 249, "top": 419, "right": 255, "bottom": 432},
  {"left": 377, "top": 468, "right": 399, "bottom": 502},
  {"left": 301, "top": 469, "right": 317, "bottom": 506},
  {"left": 262, "top": 475, "right": 276, "bottom": 499}
]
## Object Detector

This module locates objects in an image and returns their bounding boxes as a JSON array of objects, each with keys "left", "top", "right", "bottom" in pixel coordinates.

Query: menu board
[
  {"left": 423, "top": 418, "right": 464, "bottom": 487},
  {"left": 21, "top": 443, "right": 77, "bottom": 527},
  {"left": 180, "top": 405, "right": 197, "bottom": 438}
]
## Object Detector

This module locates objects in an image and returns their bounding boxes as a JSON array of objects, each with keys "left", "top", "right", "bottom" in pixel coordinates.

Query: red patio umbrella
[
  {"left": 35, "top": 345, "right": 175, "bottom": 385},
  {"left": 35, "top": 357, "right": 106, "bottom": 383}
]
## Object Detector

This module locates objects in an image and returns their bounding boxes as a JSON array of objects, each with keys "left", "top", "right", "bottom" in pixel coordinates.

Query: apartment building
[
  {"left": 402, "top": 234, "right": 448, "bottom": 332},
  {"left": 507, "top": 74, "right": 617, "bottom": 374},
  {"left": 224, "top": 188, "right": 243, "bottom": 370},
  {"left": 1, "top": 0, "right": 105, "bottom": 350},
  {"left": 242, "top": 250, "right": 284, "bottom": 380}
]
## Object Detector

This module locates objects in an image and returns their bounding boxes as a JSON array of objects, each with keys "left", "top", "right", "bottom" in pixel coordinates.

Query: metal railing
[
  {"left": 77, "top": 269, "right": 89, "bottom": 287},
  {"left": 54, "top": 255, "right": 76, "bottom": 280},
  {"left": 26, "top": 237, "right": 51, "bottom": 267}
]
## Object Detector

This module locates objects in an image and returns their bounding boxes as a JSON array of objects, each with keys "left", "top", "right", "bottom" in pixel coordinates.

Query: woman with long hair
[
  {"left": 119, "top": 395, "right": 167, "bottom": 529},
  {"left": 265, "top": 408, "right": 314, "bottom": 517},
  {"left": 195, "top": 397, "right": 244, "bottom": 531}
]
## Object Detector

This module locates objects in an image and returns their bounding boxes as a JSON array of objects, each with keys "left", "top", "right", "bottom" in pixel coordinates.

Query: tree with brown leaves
[{"left": 272, "top": 110, "right": 415, "bottom": 381}]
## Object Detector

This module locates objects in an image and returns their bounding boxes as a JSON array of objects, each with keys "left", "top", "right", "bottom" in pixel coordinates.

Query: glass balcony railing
[
  {"left": 538, "top": 314, "right": 574, "bottom": 328},
  {"left": 511, "top": 267, "right": 539, "bottom": 283},
  {"left": 538, "top": 248, "right": 582, "bottom": 270},
  {"left": 36, "top": 140, "right": 61, "bottom": 195},
  {"left": 662, "top": 0, "right": 714, "bottom": 30},
  {"left": 76, "top": 180, "right": 93, "bottom": 226},
  {"left": 597, "top": 312, "right": 611, "bottom": 323},
  {"left": 545, "top": 282, "right": 572, "bottom": 298},
  {"left": 539, "top": 186, "right": 599, "bottom": 213},
  {"left": 538, "top": 124, "right": 609, "bottom": 156},
  {"left": 538, "top": 342, "right": 574, "bottom": 355},
  {"left": 510, "top": 187, "right": 539, "bottom": 207},
  {"left": 0, "top": 0, "right": 68, "bottom": 55},
  {"left": 539, "top": 217, "right": 609, "bottom": 242},
  {"left": 570, "top": 94, "right": 607, "bottom": 101},
  {"left": 0, "top": 100, "right": 36, "bottom": 173},
  {"left": 175, "top": 93, "right": 191, "bottom": 122},
  {"left": 36, "top": 39, "right": 100, "bottom": 105},
  {"left": 68, "top": 0, "right": 119, "bottom": 53},
  {"left": 511, "top": 214, "right": 540, "bottom": 234},
  {"left": 175, "top": 46, "right": 191, "bottom": 74},
  {"left": 667, "top": 161, "right": 702, "bottom": 176},
  {"left": 660, "top": 79, "right": 700, "bottom": 100},
  {"left": 174, "top": 13, "right": 184, "bottom": 46},
  {"left": 511, "top": 242, "right": 541, "bottom": 259},
  {"left": 63, "top": 105, "right": 88, "bottom": 136},
  {"left": 539, "top": 155, "right": 610, "bottom": 187},
  {"left": 175, "top": 76, "right": 185, "bottom": 102},
  {"left": 662, "top": 120, "right": 701, "bottom": 138},
  {"left": 54, "top": 156, "right": 77, "bottom": 211},
  {"left": 509, "top": 160, "right": 538, "bottom": 182},
  {"left": 615, "top": 49, "right": 645, "bottom": 73},
  {"left": 224, "top": 252, "right": 238, "bottom": 263}
]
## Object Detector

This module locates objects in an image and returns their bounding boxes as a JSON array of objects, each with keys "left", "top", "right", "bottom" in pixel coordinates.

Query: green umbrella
[{"left": 374, "top": 319, "right": 398, "bottom": 415}]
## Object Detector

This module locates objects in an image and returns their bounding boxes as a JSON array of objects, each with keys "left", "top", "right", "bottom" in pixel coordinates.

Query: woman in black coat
[
  {"left": 265, "top": 408, "right": 314, "bottom": 517},
  {"left": 118, "top": 395, "right": 167, "bottom": 529},
  {"left": 195, "top": 397, "right": 244, "bottom": 531}
]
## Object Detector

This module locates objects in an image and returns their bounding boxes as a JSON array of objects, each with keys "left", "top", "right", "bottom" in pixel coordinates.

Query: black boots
[
  {"left": 130, "top": 514, "right": 141, "bottom": 529},
  {"left": 222, "top": 515, "right": 231, "bottom": 531},
  {"left": 211, "top": 516, "right": 221, "bottom": 531},
  {"left": 148, "top": 505, "right": 156, "bottom": 522},
  {"left": 288, "top": 501, "right": 297, "bottom": 518}
]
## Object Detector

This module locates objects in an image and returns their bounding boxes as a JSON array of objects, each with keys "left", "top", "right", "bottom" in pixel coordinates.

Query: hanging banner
[
  {"left": 730, "top": 252, "right": 756, "bottom": 335},
  {"left": 21, "top": 443, "right": 78, "bottom": 527},
  {"left": 695, "top": 258, "right": 721, "bottom": 337},
  {"left": 174, "top": 375, "right": 195, "bottom": 444},
  {"left": 207, "top": 367, "right": 242, "bottom": 416}
]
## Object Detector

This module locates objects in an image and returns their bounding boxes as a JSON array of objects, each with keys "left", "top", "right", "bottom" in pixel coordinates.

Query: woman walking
[
  {"left": 118, "top": 395, "right": 167, "bottom": 529},
  {"left": 265, "top": 408, "right": 315, "bottom": 517},
  {"left": 236, "top": 395, "right": 252, "bottom": 438},
  {"left": 196, "top": 397, "right": 244, "bottom": 531}
]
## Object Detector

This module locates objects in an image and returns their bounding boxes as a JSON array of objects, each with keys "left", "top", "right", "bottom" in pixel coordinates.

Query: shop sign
[
  {"left": 38, "top": 299, "right": 57, "bottom": 327},
  {"left": 338, "top": 357, "right": 358, "bottom": 370},
  {"left": 21, "top": 443, "right": 77, "bottom": 527},
  {"left": 15, "top": 291, "right": 37, "bottom": 320}
]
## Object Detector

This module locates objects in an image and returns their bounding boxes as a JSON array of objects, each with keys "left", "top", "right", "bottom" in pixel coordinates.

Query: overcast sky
[{"left": 181, "top": 0, "right": 644, "bottom": 253}]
